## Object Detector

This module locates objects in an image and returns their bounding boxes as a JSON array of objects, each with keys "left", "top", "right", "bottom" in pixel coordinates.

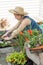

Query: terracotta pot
[{"left": 30, "top": 45, "right": 43, "bottom": 51}]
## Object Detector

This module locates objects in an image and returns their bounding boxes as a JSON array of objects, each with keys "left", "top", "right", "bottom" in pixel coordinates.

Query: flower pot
[{"left": 30, "top": 45, "right": 43, "bottom": 51}]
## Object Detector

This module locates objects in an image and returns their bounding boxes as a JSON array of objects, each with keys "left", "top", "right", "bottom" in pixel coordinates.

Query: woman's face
[{"left": 14, "top": 14, "right": 22, "bottom": 20}]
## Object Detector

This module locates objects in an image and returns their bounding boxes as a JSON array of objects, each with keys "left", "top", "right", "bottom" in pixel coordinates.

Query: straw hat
[{"left": 9, "top": 7, "right": 28, "bottom": 16}]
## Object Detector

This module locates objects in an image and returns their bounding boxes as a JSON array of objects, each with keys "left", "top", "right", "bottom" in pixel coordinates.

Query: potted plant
[
  {"left": 6, "top": 29, "right": 43, "bottom": 65},
  {"left": 23, "top": 29, "right": 43, "bottom": 52},
  {"left": 16, "top": 29, "right": 39, "bottom": 49},
  {"left": 6, "top": 51, "right": 27, "bottom": 65},
  {"left": 6, "top": 29, "right": 41, "bottom": 65},
  {"left": 16, "top": 29, "right": 43, "bottom": 51}
]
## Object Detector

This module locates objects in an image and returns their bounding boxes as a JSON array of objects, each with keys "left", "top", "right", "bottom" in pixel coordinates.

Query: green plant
[
  {"left": 6, "top": 29, "right": 43, "bottom": 65},
  {"left": 28, "top": 32, "right": 43, "bottom": 48},
  {"left": 0, "top": 40, "right": 11, "bottom": 48},
  {"left": 6, "top": 51, "right": 27, "bottom": 65},
  {"left": 16, "top": 29, "right": 41, "bottom": 49}
]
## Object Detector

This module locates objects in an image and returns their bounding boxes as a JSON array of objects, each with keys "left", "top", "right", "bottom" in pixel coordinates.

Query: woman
[{"left": 1, "top": 6, "right": 42, "bottom": 40}]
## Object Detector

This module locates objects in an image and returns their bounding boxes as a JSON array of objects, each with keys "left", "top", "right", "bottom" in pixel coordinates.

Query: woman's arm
[
  {"left": 5, "top": 18, "right": 31, "bottom": 40},
  {"left": 1, "top": 21, "right": 21, "bottom": 38}
]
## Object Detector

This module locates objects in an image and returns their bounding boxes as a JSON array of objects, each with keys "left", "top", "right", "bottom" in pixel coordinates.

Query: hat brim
[{"left": 9, "top": 9, "right": 28, "bottom": 15}]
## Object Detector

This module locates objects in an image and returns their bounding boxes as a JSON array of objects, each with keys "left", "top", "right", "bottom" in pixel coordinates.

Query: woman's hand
[
  {"left": 1, "top": 32, "right": 9, "bottom": 39},
  {"left": 1, "top": 31, "right": 16, "bottom": 40},
  {"left": 1, "top": 33, "right": 16, "bottom": 40},
  {"left": 2, "top": 36, "right": 11, "bottom": 40}
]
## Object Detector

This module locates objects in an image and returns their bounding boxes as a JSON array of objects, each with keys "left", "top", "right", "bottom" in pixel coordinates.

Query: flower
[
  {"left": 17, "top": 29, "right": 43, "bottom": 48},
  {"left": 19, "top": 32, "right": 23, "bottom": 35},
  {"left": 27, "top": 30, "right": 33, "bottom": 35},
  {"left": 25, "top": 37, "right": 29, "bottom": 42}
]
